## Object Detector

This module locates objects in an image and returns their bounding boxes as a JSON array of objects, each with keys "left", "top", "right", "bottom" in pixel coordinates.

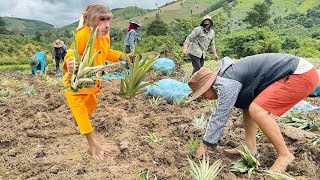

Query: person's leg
[
  {"left": 249, "top": 102, "right": 294, "bottom": 172},
  {"left": 190, "top": 54, "right": 202, "bottom": 74},
  {"left": 65, "top": 91, "right": 105, "bottom": 160},
  {"left": 200, "top": 55, "right": 205, "bottom": 67},
  {"left": 225, "top": 109, "right": 258, "bottom": 154},
  {"left": 55, "top": 57, "right": 60, "bottom": 73}
]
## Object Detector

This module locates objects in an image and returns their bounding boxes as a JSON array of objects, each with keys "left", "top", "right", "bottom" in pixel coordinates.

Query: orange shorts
[
  {"left": 253, "top": 68, "right": 319, "bottom": 116},
  {"left": 65, "top": 90, "right": 98, "bottom": 134}
]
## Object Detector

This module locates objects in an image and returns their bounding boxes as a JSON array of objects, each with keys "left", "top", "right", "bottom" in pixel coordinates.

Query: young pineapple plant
[
  {"left": 205, "top": 100, "right": 217, "bottom": 113},
  {"left": 264, "top": 170, "right": 296, "bottom": 180},
  {"left": 192, "top": 113, "right": 207, "bottom": 130},
  {"left": 256, "top": 128, "right": 264, "bottom": 142},
  {"left": 188, "top": 155, "right": 222, "bottom": 180},
  {"left": 149, "top": 97, "right": 163, "bottom": 106},
  {"left": 20, "top": 84, "right": 37, "bottom": 96},
  {"left": 311, "top": 135, "right": 320, "bottom": 145},
  {"left": 279, "top": 113, "right": 319, "bottom": 131},
  {"left": 173, "top": 97, "right": 188, "bottom": 107},
  {"left": 229, "top": 143, "right": 260, "bottom": 178},
  {"left": 187, "top": 136, "right": 200, "bottom": 155},
  {"left": 119, "top": 47, "right": 159, "bottom": 99},
  {"left": 138, "top": 171, "right": 158, "bottom": 180},
  {"left": 145, "top": 133, "right": 162, "bottom": 143},
  {"left": 64, "top": 27, "right": 113, "bottom": 92}
]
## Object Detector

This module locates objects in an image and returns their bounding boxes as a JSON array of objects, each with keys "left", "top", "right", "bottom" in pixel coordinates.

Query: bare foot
[
  {"left": 270, "top": 153, "right": 295, "bottom": 173},
  {"left": 89, "top": 142, "right": 105, "bottom": 160},
  {"left": 224, "top": 145, "right": 258, "bottom": 155}
]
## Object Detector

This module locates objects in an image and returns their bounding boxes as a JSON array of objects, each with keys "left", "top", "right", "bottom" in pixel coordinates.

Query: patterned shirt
[
  {"left": 125, "top": 29, "right": 140, "bottom": 51},
  {"left": 185, "top": 26, "right": 215, "bottom": 59}
]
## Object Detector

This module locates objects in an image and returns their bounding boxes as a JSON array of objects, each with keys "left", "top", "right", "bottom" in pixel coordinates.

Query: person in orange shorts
[
  {"left": 187, "top": 53, "right": 319, "bottom": 172},
  {"left": 63, "top": 3, "right": 133, "bottom": 160}
]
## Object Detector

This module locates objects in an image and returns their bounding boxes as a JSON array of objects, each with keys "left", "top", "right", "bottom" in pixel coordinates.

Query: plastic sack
[
  {"left": 309, "top": 70, "right": 320, "bottom": 97},
  {"left": 143, "top": 78, "right": 191, "bottom": 101},
  {"left": 151, "top": 58, "right": 175, "bottom": 74},
  {"left": 288, "top": 100, "right": 320, "bottom": 112}
]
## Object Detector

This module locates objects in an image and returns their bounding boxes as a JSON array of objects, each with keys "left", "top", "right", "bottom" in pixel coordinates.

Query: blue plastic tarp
[
  {"left": 288, "top": 100, "right": 320, "bottom": 112},
  {"left": 151, "top": 58, "right": 175, "bottom": 73}
]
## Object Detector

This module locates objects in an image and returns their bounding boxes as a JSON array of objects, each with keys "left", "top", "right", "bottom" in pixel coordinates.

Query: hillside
[{"left": 3, "top": 17, "right": 54, "bottom": 35}]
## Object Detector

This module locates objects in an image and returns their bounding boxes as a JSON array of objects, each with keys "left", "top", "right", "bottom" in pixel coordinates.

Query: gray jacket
[
  {"left": 203, "top": 53, "right": 300, "bottom": 147},
  {"left": 185, "top": 26, "right": 215, "bottom": 59}
]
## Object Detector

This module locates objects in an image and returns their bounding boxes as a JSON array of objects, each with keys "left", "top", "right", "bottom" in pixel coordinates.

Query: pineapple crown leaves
[
  {"left": 188, "top": 155, "right": 222, "bottom": 180},
  {"left": 119, "top": 45, "right": 159, "bottom": 99},
  {"left": 65, "top": 27, "right": 110, "bottom": 92}
]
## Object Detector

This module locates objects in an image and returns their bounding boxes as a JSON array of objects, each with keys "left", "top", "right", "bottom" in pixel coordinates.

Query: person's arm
[
  {"left": 40, "top": 57, "right": 45, "bottom": 73},
  {"left": 183, "top": 27, "right": 201, "bottom": 55},
  {"left": 209, "top": 31, "right": 218, "bottom": 61},
  {"left": 203, "top": 77, "right": 242, "bottom": 147}
]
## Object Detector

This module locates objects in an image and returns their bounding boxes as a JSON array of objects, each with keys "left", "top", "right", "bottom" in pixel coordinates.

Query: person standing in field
[
  {"left": 187, "top": 53, "right": 319, "bottom": 172},
  {"left": 125, "top": 19, "right": 141, "bottom": 54},
  {"left": 62, "top": 3, "right": 133, "bottom": 160},
  {"left": 183, "top": 15, "right": 218, "bottom": 74}
]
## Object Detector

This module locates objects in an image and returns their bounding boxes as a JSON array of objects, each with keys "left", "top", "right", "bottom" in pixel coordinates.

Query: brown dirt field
[{"left": 0, "top": 69, "right": 319, "bottom": 180}]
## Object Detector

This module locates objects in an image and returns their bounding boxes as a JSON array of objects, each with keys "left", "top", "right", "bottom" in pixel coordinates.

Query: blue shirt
[{"left": 32, "top": 52, "right": 47, "bottom": 74}]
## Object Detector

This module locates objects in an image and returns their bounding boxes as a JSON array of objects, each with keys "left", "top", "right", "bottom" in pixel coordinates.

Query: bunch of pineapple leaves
[
  {"left": 187, "top": 136, "right": 200, "bottom": 155},
  {"left": 188, "top": 155, "right": 222, "bottom": 180},
  {"left": 311, "top": 135, "right": 320, "bottom": 145},
  {"left": 279, "top": 113, "right": 319, "bottom": 131},
  {"left": 64, "top": 27, "right": 114, "bottom": 92},
  {"left": 138, "top": 170, "right": 158, "bottom": 180},
  {"left": 264, "top": 170, "right": 296, "bottom": 180},
  {"left": 119, "top": 46, "right": 159, "bottom": 99},
  {"left": 229, "top": 143, "right": 260, "bottom": 178}
]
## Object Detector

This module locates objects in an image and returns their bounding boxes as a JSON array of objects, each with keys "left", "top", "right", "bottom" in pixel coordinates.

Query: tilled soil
[{"left": 0, "top": 70, "right": 319, "bottom": 180}]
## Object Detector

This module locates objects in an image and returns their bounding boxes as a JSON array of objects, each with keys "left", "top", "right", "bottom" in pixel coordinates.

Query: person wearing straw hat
[
  {"left": 29, "top": 52, "right": 48, "bottom": 75},
  {"left": 188, "top": 53, "right": 319, "bottom": 172},
  {"left": 125, "top": 19, "right": 141, "bottom": 54},
  {"left": 183, "top": 15, "right": 218, "bottom": 75},
  {"left": 52, "top": 39, "right": 67, "bottom": 74}
]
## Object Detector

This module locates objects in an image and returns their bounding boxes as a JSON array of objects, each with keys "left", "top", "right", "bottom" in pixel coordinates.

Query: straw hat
[
  {"left": 53, "top": 39, "right": 64, "bottom": 48},
  {"left": 187, "top": 67, "right": 218, "bottom": 102},
  {"left": 130, "top": 19, "right": 142, "bottom": 27},
  {"left": 29, "top": 55, "right": 39, "bottom": 67}
]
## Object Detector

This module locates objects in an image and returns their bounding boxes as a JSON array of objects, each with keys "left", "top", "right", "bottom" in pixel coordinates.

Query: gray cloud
[{"left": 0, "top": 0, "right": 175, "bottom": 27}]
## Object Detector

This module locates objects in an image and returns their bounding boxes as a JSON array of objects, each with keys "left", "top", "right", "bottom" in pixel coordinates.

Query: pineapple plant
[
  {"left": 148, "top": 97, "right": 163, "bottom": 106},
  {"left": 187, "top": 136, "right": 200, "bottom": 155},
  {"left": 229, "top": 144, "right": 260, "bottom": 178},
  {"left": 279, "top": 113, "right": 319, "bottom": 131},
  {"left": 264, "top": 170, "right": 296, "bottom": 180},
  {"left": 64, "top": 27, "right": 115, "bottom": 92},
  {"left": 119, "top": 46, "right": 159, "bottom": 99},
  {"left": 145, "top": 133, "right": 162, "bottom": 143},
  {"left": 188, "top": 155, "right": 222, "bottom": 180},
  {"left": 192, "top": 113, "right": 207, "bottom": 129}
]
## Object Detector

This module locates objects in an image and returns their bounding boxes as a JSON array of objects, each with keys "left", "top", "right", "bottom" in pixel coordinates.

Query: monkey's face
[{"left": 95, "top": 13, "right": 113, "bottom": 36}]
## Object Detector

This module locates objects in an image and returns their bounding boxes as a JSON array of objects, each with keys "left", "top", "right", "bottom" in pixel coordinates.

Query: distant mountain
[{"left": 3, "top": 17, "right": 54, "bottom": 35}]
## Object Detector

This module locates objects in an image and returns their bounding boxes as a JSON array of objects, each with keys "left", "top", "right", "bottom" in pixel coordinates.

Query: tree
[
  {"left": 243, "top": 2, "right": 271, "bottom": 28},
  {"left": 146, "top": 18, "right": 169, "bottom": 36},
  {"left": 0, "top": 17, "right": 9, "bottom": 34},
  {"left": 34, "top": 31, "right": 42, "bottom": 41}
]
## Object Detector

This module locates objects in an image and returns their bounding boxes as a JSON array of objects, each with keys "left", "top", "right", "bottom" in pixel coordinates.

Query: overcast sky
[{"left": 0, "top": 0, "right": 175, "bottom": 27}]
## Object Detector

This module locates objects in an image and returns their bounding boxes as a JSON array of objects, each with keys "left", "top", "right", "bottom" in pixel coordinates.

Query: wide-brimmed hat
[
  {"left": 130, "top": 19, "right": 142, "bottom": 27},
  {"left": 187, "top": 67, "right": 218, "bottom": 102},
  {"left": 53, "top": 39, "right": 64, "bottom": 48},
  {"left": 29, "top": 55, "right": 39, "bottom": 67},
  {"left": 200, "top": 15, "right": 213, "bottom": 26}
]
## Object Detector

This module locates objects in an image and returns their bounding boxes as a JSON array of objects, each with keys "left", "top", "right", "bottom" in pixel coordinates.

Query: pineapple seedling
[
  {"left": 20, "top": 84, "right": 37, "bottom": 96},
  {"left": 145, "top": 133, "right": 162, "bottom": 143},
  {"left": 119, "top": 46, "right": 159, "bottom": 99},
  {"left": 187, "top": 136, "right": 200, "bottom": 155},
  {"left": 148, "top": 97, "right": 163, "bottom": 106},
  {"left": 279, "top": 113, "right": 319, "bottom": 131},
  {"left": 173, "top": 97, "right": 188, "bottom": 107},
  {"left": 311, "top": 135, "right": 320, "bottom": 145},
  {"left": 264, "top": 170, "right": 296, "bottom": 180},
  {"left": 64, "top": 27, "right": 114, "bottom": 93},
  {"left": 138, "top": 171, "right": 158, "bottom": 180},
  {"left": 229, "top": 143, "right": 260, "bottom": 178},
  {"left": 205, "top": 100, "right": 217, "bottom": 113},
  {"left": 188, "top": 155, "right": 222, "bottom": 180},
  {"left": 256, "top": 128, "right": 264, "bottom": 142},
  {"left": 192, "top": 113, "right": 207, "bottom": 129},
  {"left": 42, "top": 74, "right": 59, "bottom": 86}
]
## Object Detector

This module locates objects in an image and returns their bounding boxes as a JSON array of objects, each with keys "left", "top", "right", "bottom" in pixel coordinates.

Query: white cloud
[{"left": 0, "top": 0, "right": 175, "bottom": 27}]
